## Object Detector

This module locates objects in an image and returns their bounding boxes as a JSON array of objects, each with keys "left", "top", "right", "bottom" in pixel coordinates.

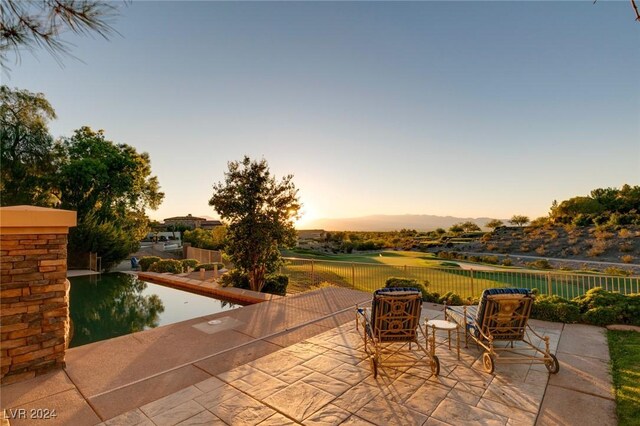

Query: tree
[
  {"left": 0, "top": 0, "right": 120, "bottom": 70},
  {"left": 209, "top": 156, "right": 300, "bottom": 292},
  {"left": 0, "top": 86, "right": 61, "bottom": 206},
  {"left": 460, "top": 221, "right": 481, "bottom": 232},
  {"left": 509, "top": 215, "right": 530, "bottom": 227},
  {"left": 58, "top": 126, "right": 164, "bottom": 269},
  {"left": 448, "top": 224, "right": 464, "bottom": 234},
  {"left": 485, "top": 219, "right": 504, "bottom": 230},
  {"left": 183, "top": 227, "right": 227, "bottom": 250}
]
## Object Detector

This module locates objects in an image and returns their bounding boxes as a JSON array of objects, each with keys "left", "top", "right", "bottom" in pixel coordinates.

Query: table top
[{"left": 425, "top": 319, "right": 458, "bottom": 330}]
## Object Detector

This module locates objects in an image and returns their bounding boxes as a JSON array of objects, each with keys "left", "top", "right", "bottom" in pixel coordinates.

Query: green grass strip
[{"left": 607, "top": 330, "right": 640, "bottom": 426}]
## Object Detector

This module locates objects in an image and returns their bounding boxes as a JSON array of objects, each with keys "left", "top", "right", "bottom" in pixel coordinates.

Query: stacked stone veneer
[{"left": 0, "top": 206, "right": 76, "bottom": 385}]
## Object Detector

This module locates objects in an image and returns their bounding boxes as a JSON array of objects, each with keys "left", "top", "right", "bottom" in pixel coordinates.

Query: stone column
[{"left": 0, "top": 206, "right": 76, "bottom": 385}]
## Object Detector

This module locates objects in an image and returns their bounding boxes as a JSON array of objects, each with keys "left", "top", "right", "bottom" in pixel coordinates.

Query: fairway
[{"left": 281, "top": 251, "right": 640, "bottom": 298}]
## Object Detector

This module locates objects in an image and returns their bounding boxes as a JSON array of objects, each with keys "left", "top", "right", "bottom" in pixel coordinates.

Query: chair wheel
[
  {"left": 431, "top": 355, "right": 440, "bottom": 376},
  {"left": 545, "top": 354, "right": 560, "bottom": 374},
  {"left": 483, "top": 352, "right": 495, "bottom": 374}
]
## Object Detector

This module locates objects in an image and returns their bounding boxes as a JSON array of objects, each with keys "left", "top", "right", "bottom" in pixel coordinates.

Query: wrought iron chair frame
[
  {"left": 445, "top": 292, "right": 559, "bottom": 374},
  {"left": 356, "top": 290, "right": 440, "bottom": 378}
]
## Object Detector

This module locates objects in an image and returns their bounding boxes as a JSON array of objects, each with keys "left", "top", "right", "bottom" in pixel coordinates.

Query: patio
[{"left": 0, "top": 287, "right": 617, "bottom": 425}]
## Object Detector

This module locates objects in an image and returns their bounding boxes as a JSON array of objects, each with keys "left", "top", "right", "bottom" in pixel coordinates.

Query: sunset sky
[{"left": 8, "top": 1, "right": 639, "bottom": 227}]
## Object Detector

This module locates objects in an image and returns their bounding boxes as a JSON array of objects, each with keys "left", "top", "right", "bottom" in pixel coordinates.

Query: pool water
[{"left": 68, "top": 273, "right": 240, "bottom": 347}]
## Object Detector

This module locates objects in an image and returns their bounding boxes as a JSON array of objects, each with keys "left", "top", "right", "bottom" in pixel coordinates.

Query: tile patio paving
[
  {"left": 95, "top": 312, "right": 615, "bottom": 425},
  {"left": 0, "top": 288, "right": 618, "bottom": 425}
]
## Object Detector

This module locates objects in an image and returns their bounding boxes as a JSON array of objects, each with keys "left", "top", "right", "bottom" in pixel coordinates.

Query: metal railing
[{"left": 281, "top": 257, "right": 640, "bottom": 298}]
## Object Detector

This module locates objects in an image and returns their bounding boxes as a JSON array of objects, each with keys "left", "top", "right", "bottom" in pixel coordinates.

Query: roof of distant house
[{"left": 163, "top": 214, "right": 206, "bottom": 221}]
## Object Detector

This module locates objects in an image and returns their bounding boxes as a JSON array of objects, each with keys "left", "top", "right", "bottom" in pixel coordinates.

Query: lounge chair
[
  {"left": 356, "top": 287, "right": 440, "bottom": 378},
  {"left": 445, "top": 288, "right": 559, "bottom": 374}
]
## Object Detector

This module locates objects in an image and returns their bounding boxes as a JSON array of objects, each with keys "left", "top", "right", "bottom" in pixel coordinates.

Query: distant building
[
  {"left": 201, "top": 220, "right": 223, "bottom": 230},
  {"left": 163, "top": 214, "right": 206, "bottom": 229},
  {"left": 162, "top": 214, "right": 223, "bottom": 230}
]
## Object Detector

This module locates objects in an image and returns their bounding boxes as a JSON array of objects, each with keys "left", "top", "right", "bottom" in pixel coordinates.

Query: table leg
[
  {"left": 447, "top": 329, "right": 451, "bottom": 350},
  {"left": 456, "top": 326, "right": 460, "bottom": 360}
]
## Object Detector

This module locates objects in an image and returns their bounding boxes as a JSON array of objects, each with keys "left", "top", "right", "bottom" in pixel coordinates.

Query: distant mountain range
[{"left": 301, "top": 214, "right": 505, "bottom": 232}]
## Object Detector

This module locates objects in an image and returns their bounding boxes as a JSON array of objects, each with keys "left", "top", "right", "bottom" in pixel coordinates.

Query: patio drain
[{"left": 192, "top": 316, "right": 245, "bottom": 334}]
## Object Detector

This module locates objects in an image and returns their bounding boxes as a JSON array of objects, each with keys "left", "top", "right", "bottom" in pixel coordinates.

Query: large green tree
[
  {"left": 0, "top": 86, "right": 61, "bottom": 205},
  {"left": 57, "top": 127, "right": 164, "bottom": 269},
  {"left": 209, "top": 156, "right": 300, "bottom": 292}
]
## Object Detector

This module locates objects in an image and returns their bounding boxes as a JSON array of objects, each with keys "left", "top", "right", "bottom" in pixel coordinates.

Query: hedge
[{"left": 139, "top": 256, "right": 161, "bottom": 271}]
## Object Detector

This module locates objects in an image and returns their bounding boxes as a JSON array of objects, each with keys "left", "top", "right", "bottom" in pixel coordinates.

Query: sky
[{"left": 6, "top": 1, "right": 639, "bottom": 227}]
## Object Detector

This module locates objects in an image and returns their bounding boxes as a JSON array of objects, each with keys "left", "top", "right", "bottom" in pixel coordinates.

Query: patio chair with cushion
[
  {"left": 445, "top": 288, "right": 559, "bottom": 374},
  {"left": 356, "top": 287, "right": 440, "bottom": 378}
]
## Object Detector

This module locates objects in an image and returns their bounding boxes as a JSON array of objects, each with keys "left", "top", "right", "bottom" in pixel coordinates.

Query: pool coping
[{"left": 137, "top": 271, "right": 283, "bottom": 305}]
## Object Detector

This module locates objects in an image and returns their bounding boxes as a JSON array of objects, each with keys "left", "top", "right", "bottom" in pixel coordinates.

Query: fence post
[
  {"left": 470, "top": 269, "right": 475, "bottom": 297},
  {"left": 547, "top": 272, "right": 552, "bottom": 295},
  {"left": 311, "top": 260, "right": 315, "bottom": 286},
  {"left": 351, "top": 263, "right": 355, "bottom": 289}
]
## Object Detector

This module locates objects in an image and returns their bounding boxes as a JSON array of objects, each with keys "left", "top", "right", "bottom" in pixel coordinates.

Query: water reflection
[{"left": 69, "top": 273, "right": 165, "bottom": 347}]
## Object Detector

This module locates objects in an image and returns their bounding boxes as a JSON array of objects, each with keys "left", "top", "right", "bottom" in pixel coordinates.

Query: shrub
[
  {"left": 535, "top": 245, "right": 546, "bottom": 256},
  {"left": 501, "top": 257, "right": 512, "bottom": 266},
  {"left": 574, "top": 287, "right": 626, "bottom": 311},
  {"left": 603, "top": 267, "right": 632, "bottom": 277},
  {"left": 481, "top": 256, "right": 499, "bottom": 265},
  {"left": 220, "top": 269, "right": 288, "bottom": 295},
  {"left": 181, "top": 259, "right": 199, "bottom": 271},
  {"left": 618, "top": 228, "right": 632, "bottom": 239},
  {"left": 582, "top": 307, "right": 622, "bottom": 327},
  {"left": 438, "top": 291, "right": 464, "bottom": 306},
  {"left": 572, "top": 214, "right": 592, "bottom": 227},
  {"left": 621, "top": 255, "right": 634, "bottom": 264},
  {"left": 196, "top": 262, "right": 225, "bottom": 271},
  {"left": 220, "top": 269, "right": 249, "bottom": 288},
  {"left": 139, "top": 256, "right": 161, "bottom": 271},
  {"left": 527, "top": 259, "right": 551, "bottom": 270},
  {"left": 263, "top": 274, "right": 289, "bottom": 296},
  {"left": 149, "top": 259, "right": 183, "bottom": 274},
  {"left": 572, "top": 287, "right": 634, "bottom": 326},
  {"left": 619, "top": 242, "right": 634, "bottom": 253},
  {"left": 625, "top": 294, "right": 640, "bottom": 326},
  {"left": 531, "top": 295, "right": 581, "bottom": 323},
  {"left": 384, "top": 277, "right": 438, "bottom": 303}
]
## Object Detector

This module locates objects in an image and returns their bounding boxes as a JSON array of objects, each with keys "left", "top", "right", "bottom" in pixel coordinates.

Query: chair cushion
[
  {"left": 476, "top": 288, "right": 531, "bottom": 329},
  {"left": 447, "top": 305, "right": 479, "bottom": 336}
]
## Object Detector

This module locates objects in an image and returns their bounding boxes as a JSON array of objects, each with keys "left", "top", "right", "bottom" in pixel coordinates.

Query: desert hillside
[{"left": 457, "top": 225, "right": 639, "bottom": 266}]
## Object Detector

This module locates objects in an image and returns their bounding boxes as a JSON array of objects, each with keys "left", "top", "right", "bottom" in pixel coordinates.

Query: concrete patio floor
[{"left": 0, "top": 287, "right": 617, "bottom": 425}]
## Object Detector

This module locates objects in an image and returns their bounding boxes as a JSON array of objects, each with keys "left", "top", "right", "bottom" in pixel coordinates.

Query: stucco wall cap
[{"left": 0, "top": 205, "right": 77, "bottom": 228}]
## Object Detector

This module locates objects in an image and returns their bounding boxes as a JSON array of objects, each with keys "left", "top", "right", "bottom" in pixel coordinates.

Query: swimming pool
[{"left": 68, "top": 272, "right": 240, "bottom": 347}]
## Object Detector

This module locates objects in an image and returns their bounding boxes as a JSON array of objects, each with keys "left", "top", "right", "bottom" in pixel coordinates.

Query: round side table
[{"left": 425, "top": 319, "right": 460, "bottom": 360}]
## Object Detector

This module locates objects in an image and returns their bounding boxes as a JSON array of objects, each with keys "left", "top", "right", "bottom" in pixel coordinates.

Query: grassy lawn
[
  {"left": 281, "top": 249, "right": 639, "bottom": 297},
  {"left": 607, "top": 330, "right": 640, "bottom": 426}
]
